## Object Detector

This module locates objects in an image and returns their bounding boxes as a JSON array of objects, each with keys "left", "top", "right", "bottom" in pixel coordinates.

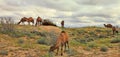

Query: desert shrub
[
  {"left": 88, "top": 31, "right": 95, "bottom": 35},
  {"left": 75, "top": 38, "right": 87, "bottom": 44},
  {"left": 42, "top": 19, "right": 56, "bottom": 26},
  {"left": 0, "top": 50, "right": 8, "bottom": 55},
  {"left": 95, "top": 29, "right": 102, "bottom": 32},
  {"left": 37, "top": 31, "right": 58, "bottom": 45},
  {"left": 77, "top": 30, "right": 86, "bottom": 34},
  {"left": 18, "top": 39, "right": 24, "bottom": 44},
  {"left": 100, "top": 46, "right": 108, "bottom": 52},
  {"left": 0, "top": 17, "right": 15, "bottom": 34},
  {"left": 42, "top": 52, "right": 53, "bottom": 57},
  {"left": 67, "top": 48, "right": 79, "bottom": 56},
  {"left": 84, "top": 47, "right": 91, "bottom": 51},
  {"left": 75, "top": 38, "right": 94, "bottom": 44},
  {"left": 111, "top": 38, "right": 120, "bottom": 43},
  {"left": 88, "top": 42, "right": 98, "bottom": 48},
  {"left": 37, "top": 37, "right": 47, "bottom": 45}
]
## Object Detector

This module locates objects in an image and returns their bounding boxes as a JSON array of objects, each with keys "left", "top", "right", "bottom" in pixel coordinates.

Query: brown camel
[
  {"left": 17, "top": 17, "right": 34, "bottom": 25},
  {"left": 61, "top": 20, "right": 64, "bottom": 28},
  {"left": 104, "top": 24, "right": 113, "bottom": 28},
  {"left": 35, "top": 16, "right": 42, "bottom": 26},
  {"left": 112, "top": 26, "right": 119, "bottom": 35},
  {"left": 49, "top": 31, "right": 69, "bottom": 56}
]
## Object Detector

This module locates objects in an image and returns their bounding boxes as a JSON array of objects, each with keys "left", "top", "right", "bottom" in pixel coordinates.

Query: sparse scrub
[
  {"left": 111, "top": 38, "right": 120, "bottom": 43},
  {"left": 67, "top": 48, "right": 79, "bottom": 56},
  {"left": 18, "top": 39, "right": 24, "bottom": 44},
  {"left": 100, "top": 46, "right": 108, "bottom": 52},
  {"left": 0, "top": 17, "right": 15, "bottom": 34},
  {"left": 87, "top": 42, "right": 98, "bottom": 48},
  {"left": 84, "top": 47, "right": 92, "bottom": 51},
  {"left": 37, "top": 31, "right": 58, "bottom": 45},
  {"left": 0, "top": 50, "right": 8, "bottom": 55}
]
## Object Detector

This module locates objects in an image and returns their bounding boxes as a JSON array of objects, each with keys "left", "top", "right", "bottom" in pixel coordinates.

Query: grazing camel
[
  {"left": 17, "top": 17, "right": 34, "bottom": 25},
  {"left": 27, "top": 17, "right": 34, "bottom": 25},
  {"left": 35, "top": 16, "right": 42, "bottom": 26},
  {"left": 61, "top": 20, "right": 64, "bottom": 28},
  {"left": 104, "top": 24, "right": 113, "bottom": 28},
  {"left": 112, "top": 26, "right": 119, "bottom": 35},
  {"left": 49, "top": 31, "right": 69, "bottom": 56},
  {"left": 17, "top": 17, "right": 28, "bottom": 25}
]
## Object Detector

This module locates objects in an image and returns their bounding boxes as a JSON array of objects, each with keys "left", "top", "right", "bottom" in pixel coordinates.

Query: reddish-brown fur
[
  {"left": 112, "top": 26, "right": 119, "bottom": 35},
  {"left": 35, "top": 16, "right": 42, "bottom": 26},
  {"left": 61, "top": 20, "right": 64, "bottom": 28},
  {"left": 104, "top": 24, "right": 113, "bottom": 28},
  {"left": 17, "top": 17, "right": 34, "bottom": 25},
  {"left": 49, "top": 31, "right": 69, "bottom": 56}
]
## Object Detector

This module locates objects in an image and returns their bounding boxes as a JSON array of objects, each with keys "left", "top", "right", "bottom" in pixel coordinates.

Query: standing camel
[
  {"left": 61, "top": 20, "right": 64, "bottom": 28},
  {"left": 104, "top": 24, "right": 113, "bottom": 28},
  {"left": 49, "top": 31, "right": 69, "bottom": 56},
  {"left": 112, "top": 26, "right": 119, "bottom": 35},
  {"left": 35, "top": 16, "right": 42, "bottom": 26}
]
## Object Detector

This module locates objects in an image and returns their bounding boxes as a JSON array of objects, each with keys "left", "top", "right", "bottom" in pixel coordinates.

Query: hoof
[{"left": 61, "top": 53, "right": 63, "bottom": 56}]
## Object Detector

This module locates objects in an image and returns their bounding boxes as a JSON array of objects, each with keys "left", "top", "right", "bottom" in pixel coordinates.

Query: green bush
[
  {"left": 88, "top": 42, "right": 98, "bottom": 48},
  {"left": 37, "top": 37, "right": 47, "bottom": 45},
  {"left": 100, "top": 46, "right": 108, "bottom": 52},
  {"left": 18, "top": 39, "right": 24, "bottom": 44},
  {"left": 0, "top": 50, "right": 8, "bottom": 55},
  {"left": 84, "top": 47, "right": 91, "bottom": 51},
  {"left": 67, "top": 48, "right": 79, "bottom": 56},
  {"left": 37, "top": 31, "right": 58, "bottom": 45},
  {"left": 111, "top": 38, "right": 120, "bottom": 43}
]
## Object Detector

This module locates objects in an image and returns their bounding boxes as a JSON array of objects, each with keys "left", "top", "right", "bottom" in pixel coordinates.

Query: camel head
[{"left": 49, "top": 45, "right": 55, "bottom": 52}]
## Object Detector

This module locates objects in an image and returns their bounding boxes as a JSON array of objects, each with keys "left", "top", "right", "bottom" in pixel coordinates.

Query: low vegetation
[{"left": 0, "top": 19, "right": 119, "bottom": 57}]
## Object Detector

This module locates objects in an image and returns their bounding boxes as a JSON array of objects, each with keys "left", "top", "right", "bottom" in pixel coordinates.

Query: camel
[
  {"left": 49, "top": 31, "right": 69, "bottom": 56},
  {"left": 61, "top": 20, "right": 64, "bottom": 28},
  {"left": 104, "top": 24, "right": 113, "bottom": 28},
  {"left": 112, "top": 26, "right": 119, "bottom": 35},
  {"left": 17, "top": 17, "right": 34, "bottom": 25},
  {"left": 35, "top": 16, "right": 42, "bottom": 26}
]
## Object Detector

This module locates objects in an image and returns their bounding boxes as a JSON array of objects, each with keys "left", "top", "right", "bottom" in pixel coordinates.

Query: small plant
[
  {"left": 18, "top": 39, "right": 24, "bottom": 44},
  {"left": 100, "top": 46, "right": 108, "bottom": 52},
  {"left": 0, "top": 50, "right": 8, "bottom": 55},
  {"left": 37, "top": 37, "right": 47, "bottom": 45},
  {"left": 111, "top": 38, "right": 120, "bottom": 43},
  {"left": 84, "top": 47, "right": 91, "bottom": 51},
  {"left": 37, "top": 31, "right": 58, "bottom": 45},
  {"left": 67, "top": 48, "right": 79, "bottom": 56},
  {"left": 88, "top": 42, "right": 98, "bottom": 48}
]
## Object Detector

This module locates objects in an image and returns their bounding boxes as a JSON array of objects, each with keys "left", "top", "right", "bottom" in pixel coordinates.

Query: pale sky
[{"left": 0, "top": 0, "right": 120, "bottom": 27}]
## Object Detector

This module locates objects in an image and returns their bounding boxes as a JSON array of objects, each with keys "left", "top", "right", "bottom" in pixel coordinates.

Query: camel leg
[
  {"left": 64, "top": 43, "right": 67, "bottom": 52},
  {"left": 56, "top": 47, "right": 59, "bottom": 56},
  {"left": 61, "top": 44, "right": 63, "bottom": 56},
  {"left": 35, "top": 22, "right": 37, "bottom": 26},
  {"left": 113, "top": 30, "right": 115, "bottom": 35}
]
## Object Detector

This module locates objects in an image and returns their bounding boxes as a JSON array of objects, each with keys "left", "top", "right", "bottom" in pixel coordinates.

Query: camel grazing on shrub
[
  {"left": 112, "top": 26, "right": 119, "bottom": 35},
  {"left": 17, "top": 17, "right": 34, "bottom": 25},
  {"left": 35, "top": 16, "right": 42, "bottom": 26},
  {"left": 104, "top": 24, "right": 113, "bottom": 28},
  {"left": 49, "top": 31, "right": 69, "bottom": 56}
]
